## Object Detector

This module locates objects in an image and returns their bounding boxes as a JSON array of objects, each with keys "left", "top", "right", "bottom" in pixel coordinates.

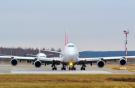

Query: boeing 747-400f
[
  {"left": 0, "top": 42, "right": 135, "bottom": 70},
  {"left": 0, "top": 31, "right": 135, "bottom": 70}
]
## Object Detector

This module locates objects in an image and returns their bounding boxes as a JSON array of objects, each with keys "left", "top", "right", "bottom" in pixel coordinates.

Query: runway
[
  {"left": 0, "top": 63, "right": 134, "bottom": 74},
  {"left": 11, "top": 70, "right": 111, "bottom": 74}
]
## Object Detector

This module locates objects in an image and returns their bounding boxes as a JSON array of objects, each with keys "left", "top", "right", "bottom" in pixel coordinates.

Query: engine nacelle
[
  {"left": 97, "top": 60, "right": 105, "bottom": 68},
  {"left": 120, "top": 59, "right": 127, "bottom": 65},
  {"left": 11, "top": 59, "right": 18, "bottom": 66},
  {"left": 34, "top": 60, "right": 41, "bottom": 68}
]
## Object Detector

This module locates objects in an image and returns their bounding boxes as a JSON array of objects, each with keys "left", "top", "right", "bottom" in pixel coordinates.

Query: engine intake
[
  {"left": 11, "top": 59, "right": 18, "bottom": 66},
  {"left": 120, "top": 59, "right": 127, "bottom": 65},
  {"left": 97, "top": 60, "right": 105, "bottom": 68},
  {"left": 34, "top": 60, "right": 41, "bottom": 68}
]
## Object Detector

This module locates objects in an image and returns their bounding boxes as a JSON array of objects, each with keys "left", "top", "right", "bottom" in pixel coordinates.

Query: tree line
[{"left": 0, "top": 47, "right": 61, "bottom": 57}]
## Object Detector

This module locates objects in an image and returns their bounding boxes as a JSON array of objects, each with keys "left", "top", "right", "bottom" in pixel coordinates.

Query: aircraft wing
[
  {"left": 13, "top": 56, "right": 35, "bottom": 60},
  {"left": 0, "top": 56, "right": 12, "bottom": 59},
  {"left": 0, "top": 55, "right": 35, "bottom": 60},
  {"left": 41, "top": 57, "right": 63, "bottom": 61},
  {"left": 79, "top": 56, "right": 135, "bottom": 62},
  {"left": 78, "top": 56, "right": 135, "bottom": 68},
  {"left": 0, "top": 53, "right": 64, "bottom": 62},
  {"left": 0, "top": 55, "right": 63, "bottom": 61}
]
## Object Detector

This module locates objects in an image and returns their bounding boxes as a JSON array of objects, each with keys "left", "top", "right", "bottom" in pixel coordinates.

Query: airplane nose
[
  {"left": 68, "top": 51, "right": 78, "bottom": 58},
  {"left": 68, "top": 52, "right": 76, "bottom": 56}
]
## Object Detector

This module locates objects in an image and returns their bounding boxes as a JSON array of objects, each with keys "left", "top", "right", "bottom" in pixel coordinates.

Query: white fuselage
[
  {"left": 36, "top": 53, "right": 47, "bottom": 60},
  {"left": 36, "top": 43, "right": 79, "bottom": 63},
  {"left": 63, "top": 43, "right": 79, "bottom": 63}
]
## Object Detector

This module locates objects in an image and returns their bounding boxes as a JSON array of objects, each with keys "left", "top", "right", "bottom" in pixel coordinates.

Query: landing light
[{"left": 69, "top": 62, "right": 73, "bottom": 67}]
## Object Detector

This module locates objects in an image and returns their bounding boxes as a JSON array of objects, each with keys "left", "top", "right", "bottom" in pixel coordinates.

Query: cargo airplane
[{"left": 0, "top": 34, "right": 135, "bottom": 70}]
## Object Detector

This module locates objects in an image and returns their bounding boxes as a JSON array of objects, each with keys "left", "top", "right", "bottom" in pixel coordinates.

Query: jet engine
[
  {"left": 34, "top": 60, "right": 41, "bottom": 68},
  {"left": 120, "top": 59, "right": 127, "bottom": 65},
  {"left": 97, "top": 60, "right": 105, "bottom": 68},
  {"left": 11, "top": 59, "right": 18, "bottom": 66}
]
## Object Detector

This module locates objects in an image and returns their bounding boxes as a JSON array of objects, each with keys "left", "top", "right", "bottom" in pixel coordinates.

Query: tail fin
[{"left": 65, "top": 32, "right": 69, "bottom": 46}]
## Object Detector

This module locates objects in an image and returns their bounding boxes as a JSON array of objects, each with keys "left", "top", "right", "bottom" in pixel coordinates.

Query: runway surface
[{"left": 0, "top": 63, "right": 134, "bottom": 74}]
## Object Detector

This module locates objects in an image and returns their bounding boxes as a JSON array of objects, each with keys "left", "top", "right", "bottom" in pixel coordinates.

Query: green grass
[{"left": 0, "top": 74, "right": 135, "bottom": 88}]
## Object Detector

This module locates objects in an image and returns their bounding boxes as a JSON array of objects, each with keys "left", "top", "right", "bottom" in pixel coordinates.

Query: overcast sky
[{"left": 0, "top": 0, "right": 135, "bottom": 51}]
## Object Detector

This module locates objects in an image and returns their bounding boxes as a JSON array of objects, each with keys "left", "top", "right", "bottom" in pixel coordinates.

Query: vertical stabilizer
[{"left": 65, "top": 32, "right": 69, "bottom": 46}]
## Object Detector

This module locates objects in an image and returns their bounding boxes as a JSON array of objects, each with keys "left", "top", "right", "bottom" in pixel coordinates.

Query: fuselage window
[{"left": 68, "top": 45, "right": 74, "bottom": 47}]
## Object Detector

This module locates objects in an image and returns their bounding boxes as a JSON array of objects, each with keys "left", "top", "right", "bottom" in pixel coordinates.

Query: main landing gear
[
  {"left": 52, "top": 61, "right": 57, "bottom": 70},
  {"left": 61, "top": 64, "right": 66, "bottom": 70},
  {"left": 81, "top": 63, "right": 86, "bottom": 70},
  {"left": 52, "top": 65, "right": 57, "bottom": 70}
]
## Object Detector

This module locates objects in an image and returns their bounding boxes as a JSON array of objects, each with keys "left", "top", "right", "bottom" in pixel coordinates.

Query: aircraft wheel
[
  {"left": 55, "top": 67, "right": 57, "bottom": 70},
  {"left": 69, "top": 67, "right": 76, "bottom": 70},
  {"left": 61, "top": 67, "right": 66, "bottom": 70},
  {"left": 52, "top": 67, "right": 57, "bottom": 70},
  {"left": 73, "top": 67, "right": 76, "bottom": 70},
  {"left": 52, "top": 68, "right": 55, "bottom": 70},
  {"left": 61, "top": 68, "right": 63, "bottom": 70},
  {"left": 81, "top": 67, "right": 85, "bottom": 70},
  {"left": 81, "top": 67, "right": 83, "bottom": 70},
  {"left": 83, "top": 67, "right": 85, "bottom": 70}
]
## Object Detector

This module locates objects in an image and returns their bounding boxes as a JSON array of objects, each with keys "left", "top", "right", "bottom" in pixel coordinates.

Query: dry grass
[
  {"left": 107, "top": 64, "right": 135, "bottom": 72},
  {"left": 0, "top": 74, "right": 135, "bottom": 88}
]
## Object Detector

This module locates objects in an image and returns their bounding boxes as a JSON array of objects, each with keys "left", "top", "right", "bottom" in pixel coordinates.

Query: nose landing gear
[
  {"left": 68, "top": 62, "right": 76, "bottom": 70},
  {"left": 69, "top": 66, "right": 76, "bottom": 70}
]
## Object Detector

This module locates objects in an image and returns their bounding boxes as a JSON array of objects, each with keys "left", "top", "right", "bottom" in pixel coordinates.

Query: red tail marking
[{"left": 65, "top": 32, "right": 69, "bottom": 46}]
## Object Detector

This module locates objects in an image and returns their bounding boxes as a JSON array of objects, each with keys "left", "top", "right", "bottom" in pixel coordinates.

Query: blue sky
[{"left": 0, "top": 0, "right": 135, "bottom": 51}]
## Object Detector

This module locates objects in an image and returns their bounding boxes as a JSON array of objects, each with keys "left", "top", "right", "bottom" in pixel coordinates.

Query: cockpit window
[{"left": 68, "top": 45, "right": 74, "bottom": 47}]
